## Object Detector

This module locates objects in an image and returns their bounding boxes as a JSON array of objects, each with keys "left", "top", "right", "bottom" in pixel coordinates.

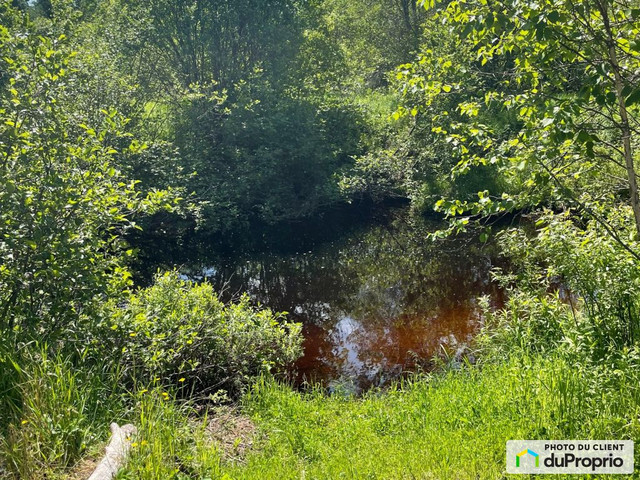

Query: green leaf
[
  {"left": 586, "top": 141, "right": 594, "bottom": 159},
  {"left": 625, "top": 88, "right": 640, "bottom": 107},
  {"left": 576, "top": 130, "right": 592, "bottom": 144},
  {"left": 541, "top": 117, "right": 554, "bottom": 127}
]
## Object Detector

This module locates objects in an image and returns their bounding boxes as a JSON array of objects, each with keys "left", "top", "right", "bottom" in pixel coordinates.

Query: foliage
[
  {"left": 341, "top": 9, "right": 512, "bottom": 208},
  {"left": 3, "top": 0, "right": 640, "bottom": 478},
  {"left": 0, "top": 3, "right": 176, "bottom": 342},
  {"left": 118, "top": 0, "right": 305, "bottom": 90},
  {"left": 171, "top": 79, "right": 368, "bottom": 232},
  {"left": 0, "top": 349, "right": 123, "bottom": 480},
  {"left": 100, "top": 272, "right": 303, "bottom": 395},
  {"left": 298, "top": 0, "right": 424, "bottom": 92},
  {"left": 61, "top": 0, "right": 389, "bottom": 235},
  {"left": 394, "top": 0, "right": 640, "bottom": 236},
  {"left": 483, "top": 207, "right": 640, "bottom": 359}
]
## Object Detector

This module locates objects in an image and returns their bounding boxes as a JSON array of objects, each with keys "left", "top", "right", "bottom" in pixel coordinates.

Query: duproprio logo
[
  {"left": 507, "top": 440, "right": 634, "bottom": 474},
  {"left": 516, "top": 449, "right": 539, "bottom": 468}
]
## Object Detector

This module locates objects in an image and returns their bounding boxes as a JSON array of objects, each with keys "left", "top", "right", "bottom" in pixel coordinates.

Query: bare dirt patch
[
  {"left": 67, "top": 455, "right": 99, "bottom": 480},
  {"left": 202, "top": 406, "right": 258, "bottom": 464}
]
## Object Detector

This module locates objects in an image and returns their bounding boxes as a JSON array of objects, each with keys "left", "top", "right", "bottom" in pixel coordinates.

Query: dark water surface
[{"left": 184, "top": 210, "right": 504, "bottom": 392}]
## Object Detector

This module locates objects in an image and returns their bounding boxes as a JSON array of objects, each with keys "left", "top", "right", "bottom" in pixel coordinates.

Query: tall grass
[
  {"left": 220, "top": 354, "right": 640, "bottom": 480},
  {"left": 117, "top": 389, "right": 223, "bottom": 479},
  {"left": 9, "top": 349, "right": 634, "bottom": 479},
  {"left": 0, "top": 348, "right": 123, "bottom": 479}
]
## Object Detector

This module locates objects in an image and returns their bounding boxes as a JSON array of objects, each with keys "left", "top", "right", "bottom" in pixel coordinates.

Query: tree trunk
[
  {"left": 87, "top": 423, "right": 137, "bottom": 480},
  {"left": 600, "top": 1, "right": 640, "bottom": 237}
]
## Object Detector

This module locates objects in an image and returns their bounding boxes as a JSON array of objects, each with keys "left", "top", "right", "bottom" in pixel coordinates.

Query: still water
[{"left": 185, "top": 210, "right": 504, "bottom": 392}]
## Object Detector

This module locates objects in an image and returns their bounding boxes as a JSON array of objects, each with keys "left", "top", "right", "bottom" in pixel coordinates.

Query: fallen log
[{"left": 87, "top": 423, "right": 137, "bottom": 480}]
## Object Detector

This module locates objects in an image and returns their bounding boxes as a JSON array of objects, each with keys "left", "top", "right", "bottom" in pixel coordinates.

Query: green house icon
[{"left": 516, "top": 449, "right": 539, "bottom": 467}]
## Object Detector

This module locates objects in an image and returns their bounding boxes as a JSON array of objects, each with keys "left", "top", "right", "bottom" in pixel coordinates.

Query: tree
[
  {"left": 0, "top": 2, "right": 173, "bottom": 341},
  {"left": 396, "top": 0, "right": 640, "bottom": 243},
  {"left": 116, "top": 0, "right": 304, "bottom": 90}
]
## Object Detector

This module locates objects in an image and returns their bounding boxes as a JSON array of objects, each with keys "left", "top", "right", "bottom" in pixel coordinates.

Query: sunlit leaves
[
  {"left": 0, "top": 4, "right": 176, "bottom": 340},
  {"left": 396, "top": 0, "right": 640, "bottom": 232},
  {"left": 101, "top": 272, "right": 303, "bottom": 393}
]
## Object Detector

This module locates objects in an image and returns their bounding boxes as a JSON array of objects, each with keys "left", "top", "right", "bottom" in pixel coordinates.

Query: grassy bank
[
  {"left": 3, "top": 349, "right": 639, "bottom": 479},
  {"left": 110, "top": 350, "right": 640, "bottom": 479},
  {"left": 233, "top": 356, "right": 640, "bottom": 479}
]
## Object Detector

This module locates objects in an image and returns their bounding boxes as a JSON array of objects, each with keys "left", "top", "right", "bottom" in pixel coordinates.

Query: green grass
[
  {"left": 219, "top": 354, "right": 640, "bottom": 480},
  {"left": 110, "top": 352, "right": 640, "bottom": 479},
  {"left": 115, "top": 389, "right": 223, "bottom": 480},
  {"left": 2, "top": 349, "right": 640, "bottom": 479},
  {"left": 0, "top": 349, "right": 123, "bottom": 479}
]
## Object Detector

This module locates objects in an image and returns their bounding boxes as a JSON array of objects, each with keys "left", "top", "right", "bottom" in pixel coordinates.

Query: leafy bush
[
  {"left": 100, "top": 272, "right": 303, "bottom": 396},
  {"left": 480, "top": 207, "right": 640, "bottom": 362},
  {"left": 0, "top": 4, "right": 175, "bottom": 344},
  {"left": 172, "top": 79, "right": 368, "bottom": 235},
  {"left": 479, "top": 291, "right": 572, "bottom": 360}
]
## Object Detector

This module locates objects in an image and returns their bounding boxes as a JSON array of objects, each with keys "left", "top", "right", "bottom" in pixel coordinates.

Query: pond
[{"left": 183, "top": 208, "right": 505, "bottom": 393}]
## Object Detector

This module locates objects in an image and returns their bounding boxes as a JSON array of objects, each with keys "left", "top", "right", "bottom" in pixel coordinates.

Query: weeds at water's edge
[{"left": 1, "top": 348, "right": 639, "bottom": 480}]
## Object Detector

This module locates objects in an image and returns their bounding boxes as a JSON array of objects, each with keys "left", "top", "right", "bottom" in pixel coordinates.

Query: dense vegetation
[{"left": 1, "top": 0, "right": 640, "bottom": 478}]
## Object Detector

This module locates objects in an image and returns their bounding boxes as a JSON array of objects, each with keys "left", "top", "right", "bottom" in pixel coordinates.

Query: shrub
[
  {"left": 478, "top": 291, "right": 573, "bottom": 360},
  {"left": 99, "top": 272, "right": 303, "bottom": 396},
  {"left": 480, "top": 207, "right": 640, "bottom": 362},
  {"left": 0, "top": 7, "right": 175, "bottom": 345}
]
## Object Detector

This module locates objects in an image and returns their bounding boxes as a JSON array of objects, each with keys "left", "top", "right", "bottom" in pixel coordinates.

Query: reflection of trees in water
[
  {"left": 335, "top": 213, "right": 500, "bottom": 323},
  {"left": 204, "top": 251, "right": 361, "bottom": 321},
  {"left": 189, "top": 210, "right": 504, "bottom": 391},
  {"left": 298, "top": 303, "right": 485, "bottom": 392}
]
